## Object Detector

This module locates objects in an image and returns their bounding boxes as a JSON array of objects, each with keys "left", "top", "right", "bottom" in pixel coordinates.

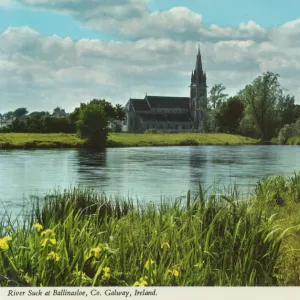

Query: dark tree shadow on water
[{"left": 75, "top": 149, "right": 108, "bottom": 184}]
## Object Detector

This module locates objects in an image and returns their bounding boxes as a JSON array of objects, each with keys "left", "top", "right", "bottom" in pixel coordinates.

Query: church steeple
[
  {"left": 189, "top": 44, "right": 207, "bottom": 129},
  {"left": 195, "top": 44, "right": 203, "bottom": 80}
]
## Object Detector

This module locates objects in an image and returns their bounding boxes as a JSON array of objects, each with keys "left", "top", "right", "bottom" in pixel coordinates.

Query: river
[{"left": 0, "top": 145, "right": 299, "bottom": 219}]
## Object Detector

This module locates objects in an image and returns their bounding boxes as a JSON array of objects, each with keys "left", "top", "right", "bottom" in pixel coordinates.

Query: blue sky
[
  {"left": 1, "top": 0, "right": 299, "bottom": 40},
  {"left": 0, "top": 0, "right": 299, "bottom": 112}
]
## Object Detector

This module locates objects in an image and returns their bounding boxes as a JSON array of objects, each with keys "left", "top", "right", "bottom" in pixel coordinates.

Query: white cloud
[{"left": 0, "top": 24, "right": 300, "bottom": 114}]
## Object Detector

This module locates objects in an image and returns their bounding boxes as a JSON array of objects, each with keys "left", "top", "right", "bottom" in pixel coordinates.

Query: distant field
[{"left": 0, "top": 132, "right": 259, "bottom": 149}]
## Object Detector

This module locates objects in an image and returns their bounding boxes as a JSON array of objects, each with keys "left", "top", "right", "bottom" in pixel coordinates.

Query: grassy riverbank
[
  {"left": 0, "top": 174, "right": 300, "bottom": 286},
  {"left": 0, "top": 133, "right": 258, "bottom": 149}
]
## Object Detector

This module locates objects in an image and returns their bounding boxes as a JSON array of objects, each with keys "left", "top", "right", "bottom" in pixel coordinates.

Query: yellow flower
[
  {"left": 160, "top": 242, "right": 170, "bottom": 249},
  {"left": 41, "top": 238, "right": 57, "bottom": 247},
  {"left": 24, "top": 273, "right": 31, "bottom": 284},
  {"left": 168, "top": 269, "right": 179, "bottom": 277},
  {"left": 0, "top": 238, "right": 9, "bottom": 251},
  {"left": 3, "top": 236, "right": 12, "bottom": 242},
  {"left": 133, "top": 277, "right": 148, "bottom": 287},
  {"left": 102, "top": 272, "right": 110, "bottom": 280},
  {"left": 41, "top": 229, "right": 54, "bottom": 237},
  {"left": 46, "top": 251, "right": 60, "bottom": 262},
  {"left": 73, "top": 271, "right": 86, "bottom": 277},
  {"left": 89, "top": 246, "right": 102, "bottom": 259},
  {"left": 144, "top": 259, "right": 156, "bottom": 270},
  {"left": 32, "top": 223, "right": 43, "bottom": 232},
  {"left": 101, "top": 266, "right": 110, "bottom": 280}
]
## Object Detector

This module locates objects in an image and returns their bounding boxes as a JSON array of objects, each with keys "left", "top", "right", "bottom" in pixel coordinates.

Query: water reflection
[{"left": 0, "top": 146, "right": 299, "bottom": 219}]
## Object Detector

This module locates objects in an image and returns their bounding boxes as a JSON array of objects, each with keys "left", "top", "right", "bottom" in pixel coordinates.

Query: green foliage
[
  {"left": 278, "top": 124, "right": 294, "bottom": 144},
  {"left": 278, "top": 118, "right": 300, "bottom": 144},
  {"left": 2, "top": 177, "right": 299, "bottom": 286},
  {"left": 144, "top": 129, "right": 160, "bottom": 134},
  {"left": 29, "top": 111, "right": 50, "bottom": 118},
  {"left": 205, "top": 83, "right": 228, "bottom": 133},
  {"left": 216, "top": 96, "right": 244, "bottom": 133},
  {"left": 208, "top": 83, "right": 228, "bottom": 110},
  {"left": 12, "top": 107, "right": 28, "bottom": 118},
  {"left": 239, "top": 72, "right": 282, "bottom": 140},
  {"left": 76, "top": 101, "right": 109, "bottom": 149},
  {"left": 277, "top": 94, "right": 296, "bottom": 126}
]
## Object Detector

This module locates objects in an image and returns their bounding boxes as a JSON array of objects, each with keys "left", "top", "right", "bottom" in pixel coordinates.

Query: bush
[
  {"left": 278, "top": 124, "right": 294, "bottom": 144},
  {"left": 144, "top": 129, "right": 161, "bottom": 134}
]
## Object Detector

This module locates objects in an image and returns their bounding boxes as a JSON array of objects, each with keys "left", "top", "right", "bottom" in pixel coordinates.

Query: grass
[
  {"left": 1, "top": 174, "right": 300, "bottom": 286},
  {"left": 0, "top": 133, "right": 85, "bottom": 149},
  {"left": 107, "top": 133, "right": 258, "bottom": 147},
  {"left": 0, "top": 133, "right": 258, "bottom": 150}
]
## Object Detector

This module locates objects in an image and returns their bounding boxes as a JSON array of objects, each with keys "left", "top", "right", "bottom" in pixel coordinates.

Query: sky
[{"left": 0, "top": 0, "right": 300, "bottom": 113}]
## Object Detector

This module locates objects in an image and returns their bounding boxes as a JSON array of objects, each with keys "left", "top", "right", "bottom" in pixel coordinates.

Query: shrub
[
  {"left": 144, "top": 129, "right": 161, "bottom": 134},
  {"left": 278, "top": 124, "right": 294, "bottom": 144}
]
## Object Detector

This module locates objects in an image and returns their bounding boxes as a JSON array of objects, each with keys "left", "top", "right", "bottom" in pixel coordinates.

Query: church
[{"left": 122, "top": 47, "right": 207, "bottom": 132}]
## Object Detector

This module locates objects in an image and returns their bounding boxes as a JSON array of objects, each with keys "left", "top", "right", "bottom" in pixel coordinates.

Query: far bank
[{"left": 0, "top": 132, "right": 260, "bottom": 149}]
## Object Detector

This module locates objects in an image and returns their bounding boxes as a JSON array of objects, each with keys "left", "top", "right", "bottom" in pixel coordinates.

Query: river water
[{"left": 0, "top": 145, "right": 299, "bottom": 219}]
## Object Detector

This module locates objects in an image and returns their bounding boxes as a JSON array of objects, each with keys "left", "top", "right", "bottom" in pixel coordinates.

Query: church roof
[
  {"left": 130, "top": 98, "right": 150, "bottom": 111},
  {"left": 145, "top": 96, "right": 190, "bottom": 109}
]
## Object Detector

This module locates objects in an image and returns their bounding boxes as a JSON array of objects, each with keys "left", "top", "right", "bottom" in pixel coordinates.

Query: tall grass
[
  {"left": 1, "top": 177, "right": 298, "bottom": 287},
  {"left": 254, "top": 173, "right": 300, "bottom": 285}
]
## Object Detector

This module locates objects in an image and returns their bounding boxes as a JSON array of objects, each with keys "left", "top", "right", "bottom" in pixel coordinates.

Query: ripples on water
[{"left": 0, "top": 145, "right": 299, "bottom": 219}]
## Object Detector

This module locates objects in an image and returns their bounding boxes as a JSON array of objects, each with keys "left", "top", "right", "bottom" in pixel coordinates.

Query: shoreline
[
  {"left": 0, "top": 132, "right": 298, "bottom": 150},
  {"left": 0, "top": 132, "right": 260, "bottom": 150}
]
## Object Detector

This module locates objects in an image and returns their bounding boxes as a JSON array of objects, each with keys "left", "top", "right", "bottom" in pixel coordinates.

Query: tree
[
  {"left": 76, "top": 101, "right": 110, "bottom": 149},
  {"left": 29, "top": 111, "right": 50, "bottom": 118},
  {"left": 206, "top": 83, "right": 228, "bottom": 132},
  {"left": 114, "top": 104, "right": 126, "bottom": 121},
  {"left": 3, "top": 111, "right": 13, "bottom": 119},
  {"left": 208, "top": 83, "right": 228, "bottom": 110},
  {"left": 239, "top": 72, "right": 282, "bottom": 141},
  {"left": 13, "top": 107, "right": 28, "bottom": 118},
  {"left": 277, "top": 94, "right": 296, "bottom": 126},
  {"left": 216, "top": 96, "right": 244, "bottom": 133}
]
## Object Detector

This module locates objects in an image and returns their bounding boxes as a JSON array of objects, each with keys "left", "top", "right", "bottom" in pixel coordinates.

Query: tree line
[
  {"left": 202, "top": 71, "right": 300, "bottom": 142},
  {"left": 1, "top": 71, "right": 300, "bottom": 147},
  {"left": 0, "top": 100, "right": 125, "bottom": 148}
]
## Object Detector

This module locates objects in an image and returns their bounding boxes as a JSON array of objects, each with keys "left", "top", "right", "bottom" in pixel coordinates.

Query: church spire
[{"left": 195, "top": 44, "right": 203, "bottom": 75}]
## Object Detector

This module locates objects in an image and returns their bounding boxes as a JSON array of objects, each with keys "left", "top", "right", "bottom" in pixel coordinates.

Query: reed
[{"left": 0, "top": 175, "right": 299, "bottom": 286}]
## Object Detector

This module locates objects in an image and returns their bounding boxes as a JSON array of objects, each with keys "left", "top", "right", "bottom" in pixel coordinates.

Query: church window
[
  {"left": 161, "top": 124, "right": 163, "bottom": 129},
  {"left": 182, "top": 124, "right": 185, "bottom": 129}
]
